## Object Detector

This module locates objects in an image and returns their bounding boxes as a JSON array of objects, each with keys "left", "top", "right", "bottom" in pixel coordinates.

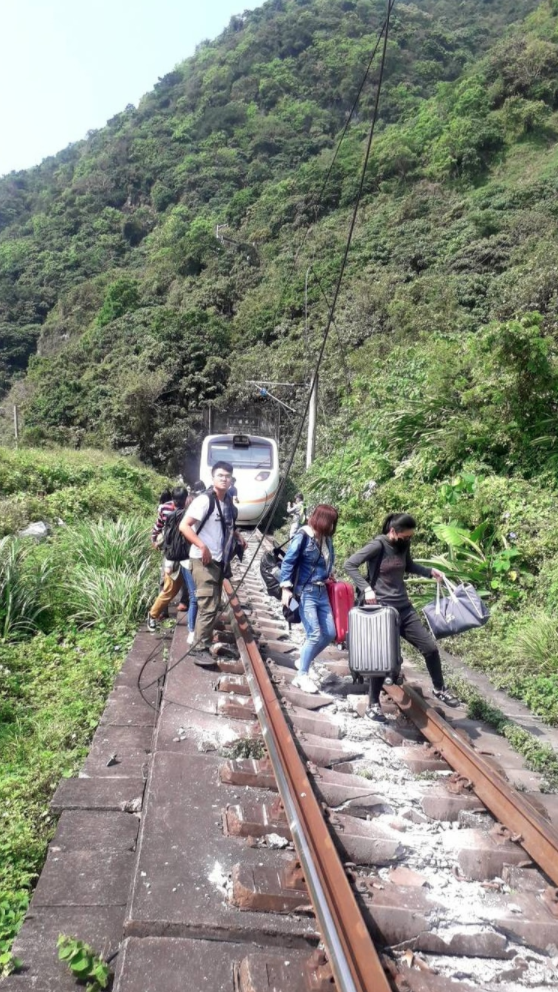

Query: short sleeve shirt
[{"left": 187, "top": 493, "right": 226, "bottom": 562}]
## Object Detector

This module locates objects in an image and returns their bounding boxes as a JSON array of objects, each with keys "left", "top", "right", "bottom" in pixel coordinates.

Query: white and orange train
[{"left": 199, "top": 433, "right": 279, "bottom": 525}]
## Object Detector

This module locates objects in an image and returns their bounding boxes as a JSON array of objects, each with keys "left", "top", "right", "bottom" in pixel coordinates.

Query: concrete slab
[
  {"left": 126, "top": 752, "right": 317, "bottom": 944},
  {"left": 100, "top": 685, "right": 157, "bottom": 728},
  {"left": 32, "top": 850, "right": 134, "bottom": 908},
  {"left": 113, "top": 630, "right": 168, "bottom": 688},
  {"left": 51, "top": 777, "right": 145, "bottom": 814},
  {"left": 286, "top": 706, "right": 342, "bottom": 739},
  {"left": 8, "top": 906, "right": 124, "bottom": 992},
  {"left": 49, "top": 811, "right": 138, "bottom": 853},
  {"left": 81, "top": 725, "right": 153, "bottom": 777},
  {"left": 114, "top": 936, "right": 260, "bottom": 992}
]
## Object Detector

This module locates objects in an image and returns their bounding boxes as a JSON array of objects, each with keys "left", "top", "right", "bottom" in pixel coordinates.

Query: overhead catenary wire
[{"left": 137, "top": 0, "right": 394, "bottom": 707}]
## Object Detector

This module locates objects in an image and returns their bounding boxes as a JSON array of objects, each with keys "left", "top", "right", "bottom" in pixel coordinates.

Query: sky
[{"left": 0, "top": 0, "right": 263, "bottom": 177}]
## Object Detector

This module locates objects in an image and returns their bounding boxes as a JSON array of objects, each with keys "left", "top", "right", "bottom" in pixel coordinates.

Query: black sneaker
[
  {"left": 366, "top": 704, "right": 387, "bottom": 723},
  {"left": 433, "top": 688, "right": 459, "bottom": 707},
  {"left": 147, "top": 615, "right": 158, "bottom": 635},
  {"left": 188, "top": 644, "right": 218, "bottom": 668}
]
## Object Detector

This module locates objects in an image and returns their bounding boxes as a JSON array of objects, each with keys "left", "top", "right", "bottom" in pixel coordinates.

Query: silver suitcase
[{"left": 348, "top": 605, "right": 400, "bottom": 674}]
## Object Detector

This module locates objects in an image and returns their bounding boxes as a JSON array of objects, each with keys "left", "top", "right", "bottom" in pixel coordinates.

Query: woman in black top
[{"left": 344, "top": 513, "right": 459, "bottom": 721}]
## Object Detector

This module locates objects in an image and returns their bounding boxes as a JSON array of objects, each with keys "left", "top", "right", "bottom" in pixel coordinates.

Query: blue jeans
[
  {"left": 298, "top": 585, "right": 336, "bottom": 675},
  {"left": 181, "top": 566, "right": 198, "bottom": 632}
]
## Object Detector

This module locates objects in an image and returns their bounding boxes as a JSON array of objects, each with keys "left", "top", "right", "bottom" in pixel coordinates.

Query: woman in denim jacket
[{"left": 280, "top": 504, "right": 338, "bottom": 694}]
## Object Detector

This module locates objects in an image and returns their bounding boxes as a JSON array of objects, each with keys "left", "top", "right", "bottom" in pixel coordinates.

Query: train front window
[{"left": 208, "top": 441, "right": 273, "bottom": 469}]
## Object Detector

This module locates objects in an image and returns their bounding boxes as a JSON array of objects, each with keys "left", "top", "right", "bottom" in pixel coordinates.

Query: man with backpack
[
  {"left": 179, "top": 460, "right": 246, "bottom": 662},
  {"left": 147, "top": 485, "right": 189, "bottom": 632}
]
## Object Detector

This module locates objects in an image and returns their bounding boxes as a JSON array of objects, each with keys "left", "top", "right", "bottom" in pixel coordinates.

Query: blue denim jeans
[
  {"left": 181, "top": 565, "right": 198, "bottom": 633},
  {"left": 298, "top": 585, "right": 336, "bottom": 675}
]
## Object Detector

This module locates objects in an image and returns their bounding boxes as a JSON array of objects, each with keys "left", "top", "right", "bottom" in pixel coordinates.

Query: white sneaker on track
[{"left": 292, "top": 674, "right": 319, "bottom": 694}]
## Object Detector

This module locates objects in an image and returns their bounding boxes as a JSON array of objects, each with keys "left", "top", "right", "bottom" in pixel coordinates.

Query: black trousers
[{"left": 370, "top": 604, "right": 444, "bottom": 703}]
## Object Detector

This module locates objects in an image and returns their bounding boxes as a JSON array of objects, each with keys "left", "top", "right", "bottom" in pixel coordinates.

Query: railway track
[
  {"left": 220, "top": 530, "right": 558, "bottom": 992},
  {"left": 8, "top": 530, "right": 558, "bottom": 992}
]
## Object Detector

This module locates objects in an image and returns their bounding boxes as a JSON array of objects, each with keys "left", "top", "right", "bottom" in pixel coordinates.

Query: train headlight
[{"left": 255, "top": 471, "right": 271, "bottom": 481}]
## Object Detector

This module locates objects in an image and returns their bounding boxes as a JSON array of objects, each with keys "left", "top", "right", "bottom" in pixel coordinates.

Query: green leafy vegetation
[
  {"left": 0, "top": 446, "right": 165, "bottom": 536},
  {"left": 57, "top": 935, "right": 111, "bottom": 991},
  {"left": 0, "top": 0, "right": 546, "bottom": 465},
  {"left": 0, "top": 448, "right": 164, "bottom": 957}
]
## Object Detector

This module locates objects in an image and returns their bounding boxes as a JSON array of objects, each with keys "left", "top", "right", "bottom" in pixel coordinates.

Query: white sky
[{"left": 0, "top": 0, "right": 263, "bottom": 176}]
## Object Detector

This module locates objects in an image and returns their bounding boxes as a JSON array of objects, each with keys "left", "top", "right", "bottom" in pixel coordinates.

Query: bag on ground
[
  {"left": 423, "top": 578, "right": 490, "bottom": 640},
  {"left": 325, "top": 579, "right": 354, "bottom": 645},
  {"left": 348, "top": 604, "right": 400, "bottom": 675}
]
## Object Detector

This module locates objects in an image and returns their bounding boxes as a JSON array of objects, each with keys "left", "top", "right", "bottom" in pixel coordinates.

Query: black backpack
[
  {"left": 260, "top": 532, "right": 311, "bottom": 604},
  {"left": 260, "top": 547, "right": 285, "bottom": 600},
  {"left": 162, "top": 507, "right": 190, "bottom": 562}
]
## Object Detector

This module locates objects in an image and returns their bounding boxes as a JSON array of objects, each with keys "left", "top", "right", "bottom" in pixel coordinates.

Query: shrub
[
  {"left": 50, "top": 518, "right": 158, "bottom": 628},
  {"left": 0, "top": 538, "right": 52, "bottom": 640}
]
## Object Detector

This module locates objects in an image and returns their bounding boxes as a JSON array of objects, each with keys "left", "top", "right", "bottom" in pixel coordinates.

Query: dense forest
[
  {"left": 2, "top": 0, "right": 558, "bottom": 721},
  {"left": 0, "top": 0, "right": 545, "bottom": 459}
]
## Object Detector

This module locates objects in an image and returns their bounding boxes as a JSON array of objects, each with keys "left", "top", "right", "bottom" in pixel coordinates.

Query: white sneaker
[
  {"left": 294, "top": 657, "right": 301, "bottom": 670},
  {"left": 187, "top": 630, "right": 195, "bottom": 645},
  {"left": 292, "top": 674, "right": 319, "bottom": 694}
]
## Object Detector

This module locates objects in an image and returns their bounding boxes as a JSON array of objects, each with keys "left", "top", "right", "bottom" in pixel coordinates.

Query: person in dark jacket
[{"left": 344, "top": 512, "right": 459, "bottom": 721}]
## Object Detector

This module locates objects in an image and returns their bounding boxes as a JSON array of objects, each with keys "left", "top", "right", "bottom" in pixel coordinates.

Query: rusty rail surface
[
  {"left": 224, "top": 578, "right": 391, "bottom": 992},
  {"left": 385, "top": 683, "right": 558, "bottom": 886}
]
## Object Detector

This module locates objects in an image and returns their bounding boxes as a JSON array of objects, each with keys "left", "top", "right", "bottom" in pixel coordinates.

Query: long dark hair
[{"left": 382, "top": 512, "right": 417, "bottom": 535}]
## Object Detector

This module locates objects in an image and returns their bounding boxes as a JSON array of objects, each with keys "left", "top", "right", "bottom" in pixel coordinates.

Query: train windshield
[{"left": 208, "top": 439, "right": 273, "bottom": 469}]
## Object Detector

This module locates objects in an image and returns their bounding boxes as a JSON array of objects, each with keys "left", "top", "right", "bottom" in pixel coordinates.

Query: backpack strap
[
  {"left": 365, "top": 537, "right": 386, "bottom": 590},
  {"left": 196, "top": 489, "right": 216, "bottom": 539},
  {"left": 198, "top": 489, "right": 237, "bottom": 541}
]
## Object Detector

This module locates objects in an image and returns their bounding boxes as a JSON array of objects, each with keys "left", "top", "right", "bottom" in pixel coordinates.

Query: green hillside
[{"left": 0, "top": 0, "right": 543, "bottom": 462}]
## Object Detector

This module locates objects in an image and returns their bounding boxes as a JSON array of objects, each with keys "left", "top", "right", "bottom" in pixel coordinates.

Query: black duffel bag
[{"left": 423, "top": 577, "right": 490, "bottom": 640}]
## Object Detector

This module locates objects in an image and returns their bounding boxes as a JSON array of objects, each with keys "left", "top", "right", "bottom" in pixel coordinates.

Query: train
[{"left": 199, "top": 433, "right": 279, "bottom": 525}]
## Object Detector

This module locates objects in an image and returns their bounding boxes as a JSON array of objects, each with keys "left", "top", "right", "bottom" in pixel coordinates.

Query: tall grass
[
  {"left": 63, "top": 560, "right": 156, "bottom": 628},
  {"left": 52, "top": 517, "right": 157, "bottom": 628},
  {"left": 0, "top": 538, "right": 52, "bottom": 640},
  {"left": 511, "top": 612, "right": 558, "bottom": 676},
  {"left": 0, "top": 517, "right": 157, "bottom": 638}
]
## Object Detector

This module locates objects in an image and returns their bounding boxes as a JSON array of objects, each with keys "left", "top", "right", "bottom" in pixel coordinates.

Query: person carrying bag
[
  {"left": 344, "top": 512, "right": 460, "bottom": 721},
  {"left": 280, "top": 504, "right": 338, "bottom": 695}
]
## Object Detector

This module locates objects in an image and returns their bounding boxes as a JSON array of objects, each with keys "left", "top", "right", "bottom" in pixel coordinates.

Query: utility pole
[
  {"left": 306, "top": 373, "right": 318, "bottom": 469},
  {"left": 13, "top": 405, "right": 19, "bottom": 448}
]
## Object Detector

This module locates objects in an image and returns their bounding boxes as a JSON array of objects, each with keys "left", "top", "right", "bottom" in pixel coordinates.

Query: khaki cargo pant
[
  {"left": 149, "top": 571, "right": 184, "bottom": 620},
  {"left": 191, "top": 559, "right": 224, "bottom": 646}
]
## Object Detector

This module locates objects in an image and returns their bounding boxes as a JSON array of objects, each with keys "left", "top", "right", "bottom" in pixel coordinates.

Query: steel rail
[
  {"left": 224, "top": 578, "right": 391, "bottom": 992},
  {"left": 385, "top": 683, "right": 558, "bottom": 885}
]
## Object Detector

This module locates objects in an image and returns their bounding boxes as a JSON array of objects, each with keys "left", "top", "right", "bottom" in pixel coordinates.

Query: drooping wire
[{"left": 137, "top": 0, "right": 394, "bottom": 707}]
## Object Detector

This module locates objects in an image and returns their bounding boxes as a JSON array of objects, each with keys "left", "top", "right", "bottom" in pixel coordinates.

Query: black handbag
[{"left": 424, "top": 577, "right": 490, "bottom": 639}]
